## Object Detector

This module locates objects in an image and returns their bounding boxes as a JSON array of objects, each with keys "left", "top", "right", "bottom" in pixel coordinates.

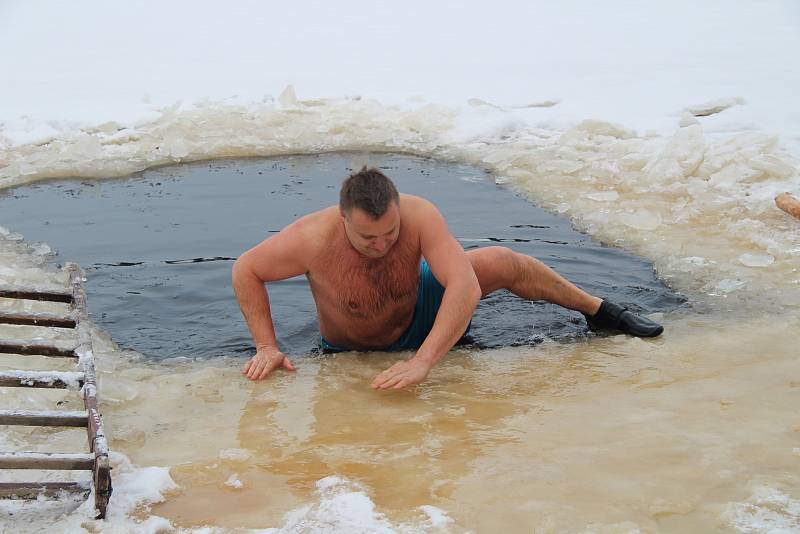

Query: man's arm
[
  {"left": 372, "top": 200, "right": 481, "bottom": 390},
  {"left": 232, "top": 219, "right": 310, "bottom": 380}
]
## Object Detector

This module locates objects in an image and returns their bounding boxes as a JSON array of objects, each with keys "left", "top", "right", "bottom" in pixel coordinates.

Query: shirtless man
[{"left": 232, "top": 168, "right": 663, "bottom": 390}]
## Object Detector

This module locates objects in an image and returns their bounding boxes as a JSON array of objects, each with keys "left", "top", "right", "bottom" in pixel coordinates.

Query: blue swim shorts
[{"left": 320, "top": 259, "right": 470, "bottom": 352}]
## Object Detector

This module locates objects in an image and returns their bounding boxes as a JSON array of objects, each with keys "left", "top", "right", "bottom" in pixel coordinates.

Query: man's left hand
[{"left": 371, "top": 357, "right": 432, "bottom": 390}]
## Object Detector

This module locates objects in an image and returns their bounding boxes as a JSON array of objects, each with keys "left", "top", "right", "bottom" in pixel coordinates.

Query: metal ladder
[{"left": 0, "top": 263, "right": 112, "bottom": 518}]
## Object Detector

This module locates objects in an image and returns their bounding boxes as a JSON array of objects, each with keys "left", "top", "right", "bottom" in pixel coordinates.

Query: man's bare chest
[{"left": 309, "top": 244, "right": 420, "bottom": 318}]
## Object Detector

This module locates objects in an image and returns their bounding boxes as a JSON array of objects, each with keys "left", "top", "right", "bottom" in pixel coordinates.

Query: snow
[
  {"left": 1, "top": 0, "right": 799, "bottom": 152},
  {"left": 417, "top": 505, "right": 454, "bottom": 528},
  {"left": 103, "top": 452, "right": 178, "bottom": 515},
  {"left": 724, "top": 486, "right": 800, "bottom": 533},
  {"left": 253, "top": 476, "right": 456, "bottom": 533}
]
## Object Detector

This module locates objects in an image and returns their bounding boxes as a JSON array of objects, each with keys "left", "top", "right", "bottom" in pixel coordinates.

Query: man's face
[{"left": 341, "top": 203, "right": 401, "bottom": 259}]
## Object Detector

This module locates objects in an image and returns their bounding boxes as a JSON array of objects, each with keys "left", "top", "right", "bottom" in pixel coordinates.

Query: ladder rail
[{"left": 69, "top": 263, "right": 113, "bottom": 517}]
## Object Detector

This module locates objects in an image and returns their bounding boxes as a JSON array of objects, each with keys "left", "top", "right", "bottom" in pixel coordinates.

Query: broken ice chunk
[
  {"left": 278, "top": 85, "right": 297, "bottom": 107},
  {"left": 685, "top": 97, "right": 744, "bottom": 117},
  {"left": 709, "top": 164, "right": 761, "bottom": 188},
  {"left": 587, "top": 191, "right": 619, "bottom": 202},
  {"left": 555, "top": 202, "right": 570, "bottom": 214},
  {"left": 224, "top": 473, "right": 243, "bottom": 489},
  {"left": 467, "top": 98, "right": 505, "bottom": 110},
  {"left": 218, "top": 448, "right": 252, "bottom": 461},
  {"left": 749, "top": 155, "right": 795, "bottom": 179},
  {"left": 678, "top": 112, "right": 700, "bottom": 127},
  {"left": 536, "top": 160, "right": 584, "bottom": 174},
  {"left": 512, "top": 100, "right": 559, "bottom": 109},
  {"left": 683, "top": 256, "right": 707, "bottom": 266},
  {"left": 620, "top": 209, "right": 662, "bottom": 230},
  {"left": 644, "top": 125, "right": 705, "bottom": 180},
  {"left": 738, "top": 253, "right": 775, "bottom": 267},
  {"left": 714, "top": 279, "right": 746, "bottom": 294},
  {"left": 30, "top": 243, "right": 53, "bottom": 256}
]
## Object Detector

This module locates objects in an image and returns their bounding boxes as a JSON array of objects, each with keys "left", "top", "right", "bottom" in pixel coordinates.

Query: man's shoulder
[
  {"left": 399, "top": 194, "right": 440, "bottom": 222},
  {"left": 290, "top": 206, "right": 338, "bottom": 234},
  {"left": 399, "top": 193, "right": 437, "bottom": 212}
]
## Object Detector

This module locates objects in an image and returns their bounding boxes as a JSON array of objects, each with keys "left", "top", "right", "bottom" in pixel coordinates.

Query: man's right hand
[{"left": 242, "top": 347, "right": 296, "bottom": 381}]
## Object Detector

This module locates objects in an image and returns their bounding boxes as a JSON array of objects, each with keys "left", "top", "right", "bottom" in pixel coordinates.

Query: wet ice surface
[{"left": 0, "top": 153, "right": 683, "bottom": 359}]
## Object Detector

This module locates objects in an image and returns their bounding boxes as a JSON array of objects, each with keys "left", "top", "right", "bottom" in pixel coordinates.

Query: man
[{"left": 232, "top": 167, "right": 663, "bottom": 390}]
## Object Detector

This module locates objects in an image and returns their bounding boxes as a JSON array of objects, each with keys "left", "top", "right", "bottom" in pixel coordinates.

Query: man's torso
[{"left": 303, "top": 198, "right": 424, "bottom": 349}]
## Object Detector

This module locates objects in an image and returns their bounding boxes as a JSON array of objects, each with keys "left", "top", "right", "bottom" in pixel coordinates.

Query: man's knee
[
  {"left": 493, "top": 246, "right": 518, "bottom": 261},
  {"left": 485, "top": 246, "right": 520, "bottom": 274},
  {"left": 470, "top": 245, "right": 513, "bottom": 268},
  {"left": 469, "top": 246, "right": 521, "bottom": 293}
]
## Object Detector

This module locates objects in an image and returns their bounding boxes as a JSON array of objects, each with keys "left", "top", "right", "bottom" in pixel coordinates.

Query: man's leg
[
  {"left": 467, "top": 246, "right": 601, "bottom": 314},
  {"left": 466, "top": 246, "right": 663, "bottom": 337}
]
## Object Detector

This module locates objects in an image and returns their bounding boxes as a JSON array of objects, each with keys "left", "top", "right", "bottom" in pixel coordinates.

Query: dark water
[{"left": 0, "top": 153, "right": 685, "bottom": 359}]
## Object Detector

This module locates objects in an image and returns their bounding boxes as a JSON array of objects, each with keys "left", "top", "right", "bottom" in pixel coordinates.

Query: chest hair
[{"left": 321, "top": 238, "right": 420, "bottom": 318}]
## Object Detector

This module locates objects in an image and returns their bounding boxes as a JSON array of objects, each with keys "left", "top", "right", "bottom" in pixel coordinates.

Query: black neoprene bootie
[{"left": 584, "top": 300, "right": 664, "bottom": 338}]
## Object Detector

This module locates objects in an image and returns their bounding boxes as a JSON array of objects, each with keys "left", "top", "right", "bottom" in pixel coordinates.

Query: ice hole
[{"left": 0, "top": 153, "right": 685, "bottom": 358}]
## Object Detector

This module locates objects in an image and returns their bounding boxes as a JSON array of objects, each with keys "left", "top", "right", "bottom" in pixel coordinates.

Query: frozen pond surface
[{"left": 0, "top": 153, "right": 683, "bottom": 358}]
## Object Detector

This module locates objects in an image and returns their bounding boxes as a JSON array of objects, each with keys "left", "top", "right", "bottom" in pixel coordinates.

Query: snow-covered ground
[{"left": 2, "top": 0, "right": 799, "bottom": 148}]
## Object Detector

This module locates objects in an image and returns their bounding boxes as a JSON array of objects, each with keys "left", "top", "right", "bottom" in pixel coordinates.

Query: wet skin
[{"left": 232, "top": 194, "right": 601, "bottom": 390}]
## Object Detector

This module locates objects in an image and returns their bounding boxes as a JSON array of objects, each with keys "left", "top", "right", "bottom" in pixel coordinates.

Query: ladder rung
[
  {"left": 0, "top": 410, "right": 88, "bottom": 427},
  {"left": 0, "top": 342, "right": 77, "bottom": 358},
  {"left": 0, "top": 452, "right": 94, "bottom": 470},
  {"left": 0, "top": 289, "right": 72, "bottom": 303},
  {"left": 0, "top": 481, "right": 90, "bottom": 499},
  {"left": 0, "top": 371, "right": 85, "bottom": 389},
  {"left": 0, "top": 312, "right": 76, "bottom": 328}
]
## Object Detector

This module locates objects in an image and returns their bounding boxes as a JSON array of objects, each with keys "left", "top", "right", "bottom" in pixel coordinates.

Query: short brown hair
[{"left": 339, "top": 166, "right": 400, "bottom": 219}]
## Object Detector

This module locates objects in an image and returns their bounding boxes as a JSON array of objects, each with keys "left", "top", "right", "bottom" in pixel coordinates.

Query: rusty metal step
[
  {"left": 0, "top": 371, "right": 85, "bottom": 389},
  {"left": 0, "top": 289, "right": 73, "bottom": 303},
  {"left": 0, "top": 481, "right": 91, "bottom": 499},
  {"left": 0, "top": 342, "right": 77, "bottom": 358},
  {"left": 0, "top": 312, "right": 76, "bottom": 328},
  {"left": 0, "top": 409, "right": 88, "bottom": 427},
  {"left": 0, "top": 452, "right": 94, "bottom": 470}
]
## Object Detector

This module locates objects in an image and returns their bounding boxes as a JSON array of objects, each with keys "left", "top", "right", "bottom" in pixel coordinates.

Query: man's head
[{"left": 339, "top": 167, "right": 401, "bottom": 258}]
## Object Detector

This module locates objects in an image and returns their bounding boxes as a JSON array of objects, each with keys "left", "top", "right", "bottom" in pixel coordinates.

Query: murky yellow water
[{"left": 54, "top": 312, "right": 789, "bottom": 532}]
